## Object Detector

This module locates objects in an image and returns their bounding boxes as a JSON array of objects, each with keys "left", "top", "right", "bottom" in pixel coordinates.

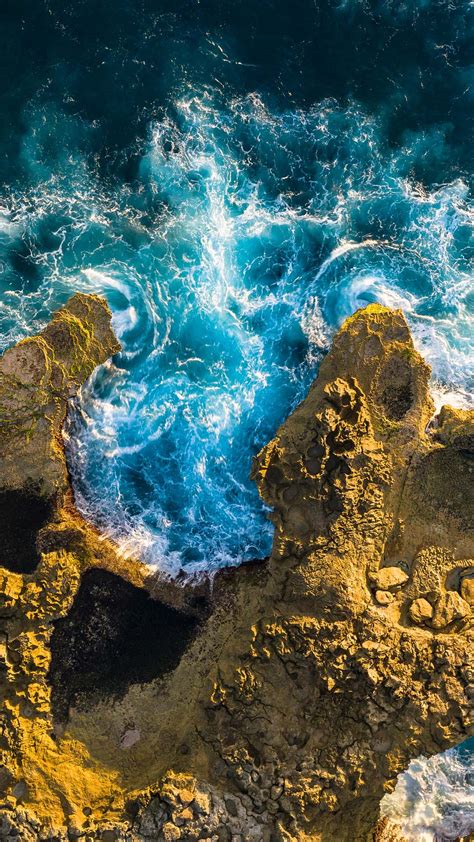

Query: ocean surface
[
  {"left": 0, "top": 2, "right": 472, "bottom": 837},
  {"left": 0, "top": 0, "right": 472, "bottom": 577},
  {"left": 381, "top": 737, "right": 474, "bottom": 842}
]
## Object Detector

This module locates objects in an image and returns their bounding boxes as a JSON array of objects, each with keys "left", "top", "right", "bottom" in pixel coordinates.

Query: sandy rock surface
[{"left": 0, "top": 298, "right": 472, "bottom": 841}]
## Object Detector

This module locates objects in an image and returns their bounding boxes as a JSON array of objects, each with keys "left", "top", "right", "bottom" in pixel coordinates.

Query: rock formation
[{"left": 0, "top": 296, "right": 472, "bottom": 841}]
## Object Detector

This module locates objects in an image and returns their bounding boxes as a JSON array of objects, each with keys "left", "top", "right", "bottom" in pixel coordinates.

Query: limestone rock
[
  {"left": 408, "top": 597, "right": 433, "bottom": 624},
  {"left": 373, "top": 818, "right": 408, "bottom": 841},
  {"left": 162, "top": 822, "right": 181, "bottom": 841},
  {"left": 375, "top": 590, "right": 393, "bottom": 606},
  {"left": 460, "top": 574, "right": 474, "bottom": 607},
  {"left": 0, "top": 293, "right": 120, "bottom": 501},
  {"left": 370, "top": 567, "right": 409, "bottom": 591},
  {"left": 431, "top": 591, "right": 471, "bottom": 629},
  {"left": 0, "top": 302, "right": 472, "bottom": 842}
]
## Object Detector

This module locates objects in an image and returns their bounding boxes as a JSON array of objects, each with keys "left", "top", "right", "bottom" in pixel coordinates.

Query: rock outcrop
[
  {"left": 0, "top": 299, "right": 472, "bottom": 841},
  {"left": 0, "top": 293, "right": 120, "bottom": 502}
]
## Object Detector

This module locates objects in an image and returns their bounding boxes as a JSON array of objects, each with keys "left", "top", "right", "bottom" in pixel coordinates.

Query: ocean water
[
  {"left": 0, "top": 2, "right": 472, "bottom": 834},
  {"left": 1, "top": 91, "right": 472, "bottom": 573},
  {"left": 381, "top": 737, "right": 474, "bottom": 842}
]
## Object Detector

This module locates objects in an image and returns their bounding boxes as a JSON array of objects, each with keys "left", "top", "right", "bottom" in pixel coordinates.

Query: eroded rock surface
[
  {"left": 0, "top": 300, "right": 472, "bottom": 841},
  {"left": 0, "top": 293, "right": 120, "bottom": 500}
]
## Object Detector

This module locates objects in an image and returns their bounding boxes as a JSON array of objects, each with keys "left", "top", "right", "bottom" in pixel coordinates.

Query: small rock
[
  {"left": 119, "top": 728, "right": 140, "bottom": 750},
  {"left": 375, "top": 590, "right": 393, "bottom": 606},
  {"left": 177, "top": 807, "right": 193, "bottom": 823},
  {"left": 178, "top": 788, "right": 195, "bottom": 806},
  {"left": 224, "top": 797, "right": 238, "bottom": 817},
  {"left": 367, "top": 667, "right": 381, "bottom": 684},
  {"left": 460, "top": 575, "right": 474, "bottom": 607},
  {"left": 370, "top": 567, "right": 408, "bottom": 591},
  {"left": 101, "top": 832, "right": 117, "bottom": 842},
  {"left": 162, "top": 822, "right": 181, "bottom": 841},
  {"left": 193, "top": 791, "right": 210, "bottom": 815},
  {"left": 432, "top": 591, "right": 471, "bottom": 629},
  {"left": 409, "top": 598, "right": 434, "bottom": 624}
]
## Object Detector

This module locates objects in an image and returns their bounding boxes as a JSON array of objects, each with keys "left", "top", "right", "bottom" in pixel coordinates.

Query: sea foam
[{"left": 380, "top": 739, "right": 474, "bottom": 842}]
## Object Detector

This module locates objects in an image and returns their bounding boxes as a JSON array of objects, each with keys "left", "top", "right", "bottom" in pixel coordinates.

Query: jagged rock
[
  {"left": 408, "top": 597, "right": 434, "bottom": 624},
  {"left": 431, "top": 591, "right": 471, "bottom": 629},
  {"left": 370, "top": 567, "right": 409, "bottom": 591},
  {"left": 162, "top": 822, "right": 181, "bottom": 840},
  {"left": 0, "top": 301, "right": 472, "bottom": 842},
  {"left": 460, "top": 574, "right": 474, "bottom": 607},
  {"left": 0, "top": 293, "right": 120, "bottom": 501},
  {"left": 373, "top": 818, "right": 408, "bottom": 840}
]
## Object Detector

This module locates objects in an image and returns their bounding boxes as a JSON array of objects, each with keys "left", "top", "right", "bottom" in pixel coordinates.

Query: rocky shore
[{"left": 0, "top": 295, "right": 472, "bottom": 841}]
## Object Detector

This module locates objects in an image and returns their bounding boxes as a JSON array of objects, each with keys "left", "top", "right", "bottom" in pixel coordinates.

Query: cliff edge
[{"left": 0, "top": 297, "right": 472, "bottom": 841}]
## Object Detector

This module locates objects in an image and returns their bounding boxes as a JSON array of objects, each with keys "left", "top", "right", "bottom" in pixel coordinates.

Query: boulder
[
  {"left": 408, "top": 598, "right": 433, "bottom": 624},
  {"left": 370, "top": 567, "right": 409, "bottom": 591},
  {"left": 431, "top": 591, "right": 471, "bottom": 629}
]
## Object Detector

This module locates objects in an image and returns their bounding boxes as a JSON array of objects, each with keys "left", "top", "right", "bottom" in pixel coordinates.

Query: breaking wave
[{"left": 381, "top": 738, "right": 474, "bottom": 842}]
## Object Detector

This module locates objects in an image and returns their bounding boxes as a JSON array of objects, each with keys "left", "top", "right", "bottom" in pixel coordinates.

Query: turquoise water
[
  {"left": 0, "top": 3, "right": 472, "bottom": 577},
  {"left": 0, "top": 94, "right": 472, "bottom": 573}
]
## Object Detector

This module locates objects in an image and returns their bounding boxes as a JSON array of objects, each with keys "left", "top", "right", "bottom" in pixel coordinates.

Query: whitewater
[{"left": 0, "top": 94, "right": 472, "bottom": 577}]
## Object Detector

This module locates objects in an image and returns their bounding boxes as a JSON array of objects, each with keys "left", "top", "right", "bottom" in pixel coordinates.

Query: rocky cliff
[{"left": 0, "top": 296, "right": 472, "bottom": 841}]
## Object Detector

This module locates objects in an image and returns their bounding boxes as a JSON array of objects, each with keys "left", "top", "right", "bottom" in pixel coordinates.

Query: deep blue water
[{"left": 0, "top": 1, "right": 472, "bottom": 577}]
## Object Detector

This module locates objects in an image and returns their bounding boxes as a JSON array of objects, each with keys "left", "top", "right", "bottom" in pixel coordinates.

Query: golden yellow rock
[
  {"left": 408, "top": 597, "right": 434, "bottom": 624},
  {"left": 431, "top": 591, "right": 471, "bottom": 629},
  {"left": 375, "top": 590, "right": 394, "bottom": 606},
  {"left": 370, "top": 567, "right": 409, "bottom": 591},
  {"left": 0, "top": 299, "right": 472, "bottom": 842},
  {"left": 460, "top": 574, "right": 474, "bottom": 607}
]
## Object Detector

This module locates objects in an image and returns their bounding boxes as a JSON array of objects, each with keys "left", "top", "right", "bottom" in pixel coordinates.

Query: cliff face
[{"left": 0, "top": 298, "right": 472, "bottom": 841}]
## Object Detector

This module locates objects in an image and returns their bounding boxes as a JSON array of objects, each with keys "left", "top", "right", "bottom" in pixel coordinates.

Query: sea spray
[{"left": 380, "top": 739, "right": 474, "bottom": 842}]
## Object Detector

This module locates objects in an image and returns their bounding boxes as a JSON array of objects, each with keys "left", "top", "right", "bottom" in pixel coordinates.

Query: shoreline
[{"left": 0, "top": 296, "right": 472, "bottom": 840}]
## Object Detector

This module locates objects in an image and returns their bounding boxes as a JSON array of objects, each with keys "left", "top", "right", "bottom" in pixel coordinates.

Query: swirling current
[
  {"left": 0, "top": 2, "right": 472, "bottom": 836},
  {"left": 1, "top": 91, "right": 471, "bottom": 573},
  {"left": 5, "top": 93, "right": 471, "bottom": 575}
]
